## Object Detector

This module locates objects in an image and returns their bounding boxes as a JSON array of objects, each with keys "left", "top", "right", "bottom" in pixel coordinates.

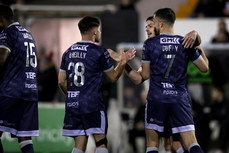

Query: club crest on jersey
[{"left": 160, "top": 37, "right": 180, "bottom": 44}]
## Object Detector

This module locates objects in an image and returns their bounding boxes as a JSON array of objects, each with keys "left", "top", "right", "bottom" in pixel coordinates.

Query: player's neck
[
  {"left": 81, "top": 35, "right": 95, "bottom": 43},
  {"left": 160, "top": 27, "right": 174, "bottom": 34}
]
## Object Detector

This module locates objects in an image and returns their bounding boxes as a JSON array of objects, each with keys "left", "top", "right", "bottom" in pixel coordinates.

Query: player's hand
[
  {"left": 182, "top": 30, "right": 198, "bottom": 48},
  {"left": 119, "top": 47, "right": 136, "bottom": 64},
  {"left": 107, "top": 49, "right": 121, "bottom": 62}
]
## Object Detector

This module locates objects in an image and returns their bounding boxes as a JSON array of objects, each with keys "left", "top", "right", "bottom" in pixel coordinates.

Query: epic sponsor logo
[
  {"left": 163, "top": 90, "right": 178, "bottom": 95},
  {"left": 67, "top": 102, "right": 79, "bottom": 108},
  {"left": 25, "top": 83, "right": 37, "bottom": 89},
  {"left": 160, "top": 37, "right": 180, "bottom": 44}
]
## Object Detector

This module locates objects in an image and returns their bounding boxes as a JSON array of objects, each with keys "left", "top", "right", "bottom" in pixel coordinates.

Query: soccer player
[
  {"left": 0, "top": 5, "right": 39, "bottom": 153},
  {"left": 124, "top": 8, "right": 208, "bottom": 153},
  {"left": 58, "top": 16, "right": 135, "bottom": 153},
  {"left": 109, "top": 15, "right": 202, "bottom": 153}
]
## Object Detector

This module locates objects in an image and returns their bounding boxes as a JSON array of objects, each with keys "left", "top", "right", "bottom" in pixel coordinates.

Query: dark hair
[
  {"left": 0, "top": 5, "right": 14, "bottom": 21},
  {"left": 146, "top": 15, "right": 154, "bottom": 22},
  {"left": 154, "top": 8, "right": 176, "bottom": 25},
  {"left": 78, "top": 16, "right": 100, "bottom": 34}
]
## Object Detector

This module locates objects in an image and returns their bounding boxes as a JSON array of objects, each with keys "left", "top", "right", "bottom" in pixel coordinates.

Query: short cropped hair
[
  {"left": 0, "top": 5, "right": 14, "bottom": 21},
  {"left": 154, "top": 8, "right": 176, "bottom": 25},
  {"left": 146, "top": 15, "right": 154, "bottom": 22},
  {"left": 78, "top": 16, "right": 100, "bottom": 34}
]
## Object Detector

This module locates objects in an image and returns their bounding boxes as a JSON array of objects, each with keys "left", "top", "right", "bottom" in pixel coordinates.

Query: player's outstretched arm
[
  {"left": 105, "top": 48, "right": 136, "bottom": 83},
  {"left": 58, "top": 71, "right": 67, "bottom": 94},
  {"left": 193, "top": 46, "right": 209, "bottom": 72},
  {"left": 125, "top": 63, "right": 150, "bottom": 85},
  {"left": 0, "top": 48, "right": 10, "bottom": 66},
  {"left": 182, "top": 30, "right": 201, "bottom": 48}
]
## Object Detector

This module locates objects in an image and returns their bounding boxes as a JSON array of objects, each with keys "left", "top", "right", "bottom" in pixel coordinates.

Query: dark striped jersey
[
  {"left": 0, "top": 22, "right": 38, "bottom": 101},
  {"left": 142, "top": 34, "right": 201, "bottom": 103},
  {"left": 60, "top": 41, "right": 113, "bottom": 115}
]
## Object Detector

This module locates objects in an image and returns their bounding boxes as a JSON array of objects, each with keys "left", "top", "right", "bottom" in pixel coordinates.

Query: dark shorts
[
  {"left": 145, "top": 97, "right": 195, "bottom": 134},
  {"left": 62, "top": 110, "right": 108, "bottom": 137},
  {"left": 0, "top": 96, "right": 39, "bottom": 137}
]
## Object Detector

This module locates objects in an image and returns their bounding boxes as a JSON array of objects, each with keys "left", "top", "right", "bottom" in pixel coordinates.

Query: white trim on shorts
[
  {"left": 0, "top": 125, "right": 39, "bottom": 137},
  {"left": 172, "top": 125, "right": 195, "bottom": 134},
  {"left": 62, "top": 129, "right": 85, "bottom": 136},
  {"left": 62, "top": 111, "right": 106, "bottom": 136}
]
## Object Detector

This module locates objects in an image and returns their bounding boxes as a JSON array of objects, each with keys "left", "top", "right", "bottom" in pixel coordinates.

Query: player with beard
[
  {"left": 58, "top": 16, "right": 136, "bottom": 153},
  {"left": 0, "top": 5, "right": 39, "bottom": 153},
  {"left": 108, "top": 15, "right": 202, "bottom": 153},
  {"left": 124, "top": 8, "right": 208, "bottom": 153}
]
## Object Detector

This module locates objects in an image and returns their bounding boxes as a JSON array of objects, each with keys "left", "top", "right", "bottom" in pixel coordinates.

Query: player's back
[
  {"left": 143, "top": 34, "right": 200, "bottom": 103},
  {"left": 0, "top": 23, "right": 38, "bottom": 101},
  {"left": 60, "top": 41, "right": 113, "bottom": 115}
]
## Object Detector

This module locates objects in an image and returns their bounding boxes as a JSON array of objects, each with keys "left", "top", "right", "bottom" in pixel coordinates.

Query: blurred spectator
[
  {"left": 37, "top": 48, "right": 58, "bottom": 102},
  {"left": 101, "top": 0, "right": 138, "bottom": 49},
  {"left": 210, "top": 86, "right": 229, "bottom": 152},
  {"left": 192, "top": 0, "right": 227, "bottom": 17},
  {"left": 212, "top": 19, "right": 229, "bottom": 43},
  {"left": 128, "top": 89, "right": 147, "bottom": 153},
  {"left": 0, "top": 0, "right": 26, "bottom": 5},
  {"left": 124, "top": 87, "right": 139, "bottom": 108}
]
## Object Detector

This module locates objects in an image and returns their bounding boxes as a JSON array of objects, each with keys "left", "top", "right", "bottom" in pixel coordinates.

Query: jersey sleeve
[
  {"left": 142, "top": 41, "right": 151, "bottom": 64},
  {"left": 0, "top": 30, "right": 11, "bottom": 53},
  {"left": 60, "top": 52, "right": 67, "bottom": 72},
  {"left": 187, "top": 47, "right": 201, "bottom": 63},
  {"left": 100, "top": 48, "right": 114, "bottom": 72}
]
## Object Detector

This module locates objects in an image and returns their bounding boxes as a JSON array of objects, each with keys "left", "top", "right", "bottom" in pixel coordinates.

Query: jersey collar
[
  {"left": 8, "top": 22, "right": 19, "bottom": 28},
  {"left": 79, "top": 40, "right": 94, "bottom": 44},
  {"left": 160, "top": 33, "right": 175, "bottom": 36}
]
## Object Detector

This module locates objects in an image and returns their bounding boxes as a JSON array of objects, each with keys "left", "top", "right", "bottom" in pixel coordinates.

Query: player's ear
[{"left": 91, "top": 27, "right": 97, "bottom": 35}]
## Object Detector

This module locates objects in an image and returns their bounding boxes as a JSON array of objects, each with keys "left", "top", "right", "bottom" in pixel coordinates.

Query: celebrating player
[
  {"left": 58, "top": 16, "right": 135, "bottom": 153},
  {"left": 124, "top": 8, "right": 208, "bottom": 153},
  {"left": 0, "top": 5, "right": 39, "bottom": 153}
]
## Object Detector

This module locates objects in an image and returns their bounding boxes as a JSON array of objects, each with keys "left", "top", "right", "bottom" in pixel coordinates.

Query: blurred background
[{"left": 1, "top": 0, "right": 229, "bottom": 153}]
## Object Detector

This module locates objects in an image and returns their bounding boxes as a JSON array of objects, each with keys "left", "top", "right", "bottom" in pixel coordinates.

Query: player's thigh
[
  {"left": 145, "top": 129, "right": 159, "bottom": 148},
  {"left": 180, "top": 130, "right": 197, "bottom": 149}
]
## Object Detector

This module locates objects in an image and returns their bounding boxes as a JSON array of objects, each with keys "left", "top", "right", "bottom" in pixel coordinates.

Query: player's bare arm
[
  {"left": 125, "top": 63, "right": 150, "bottom": 85},
  {"left": 182, "top": 30, "right": 201, "bottom": 48},
  {"left": 58, "top": 71, "right": 67, "bottom": 94},
  {"left": 0, "top": 48, "right": 10, "bottom": 65},
  {"left": 193, "top": 46, "right": 209, "bottom": 72},
  {"left": 105, "top": 48, "right": 135, "bottom": 83}
]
